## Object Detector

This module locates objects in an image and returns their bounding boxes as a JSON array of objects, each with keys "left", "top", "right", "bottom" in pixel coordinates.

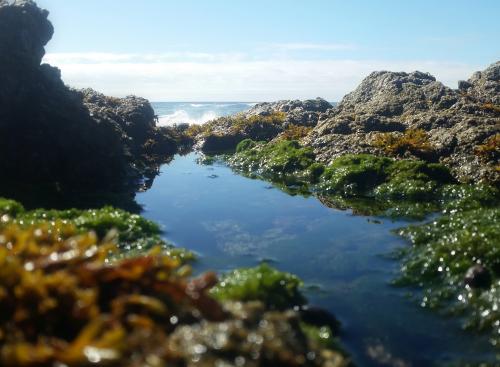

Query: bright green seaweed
[
  {"left": 210, "top": 263, "right": 306, "bottom": 309},
  {"left": 229, "top": 139, "right": 461, "bottom": 217},
  {"left": 0, "top": 199, "right": 194, "bottom": 260},
  {"left": 396, "top": 207, "right": 500, "bottom": 346}
]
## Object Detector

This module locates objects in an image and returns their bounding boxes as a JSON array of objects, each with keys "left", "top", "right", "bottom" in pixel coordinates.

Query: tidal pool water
[{"left": 137, "top": 153, "right": 496, "bottom": 367}]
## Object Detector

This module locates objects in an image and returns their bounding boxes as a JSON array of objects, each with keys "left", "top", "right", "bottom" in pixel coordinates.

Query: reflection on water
[{"left": 137, "top": 153, "right": 496, "bottom": 367}]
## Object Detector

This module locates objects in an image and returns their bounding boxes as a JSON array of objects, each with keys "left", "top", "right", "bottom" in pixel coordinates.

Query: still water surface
[{"left": 137, "top": 153, "right": 495, "bottom": 367}]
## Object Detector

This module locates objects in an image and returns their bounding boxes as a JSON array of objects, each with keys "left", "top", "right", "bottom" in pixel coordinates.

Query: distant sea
[{"left": 151, "top": 102, "right": 257, "bottom": 126}]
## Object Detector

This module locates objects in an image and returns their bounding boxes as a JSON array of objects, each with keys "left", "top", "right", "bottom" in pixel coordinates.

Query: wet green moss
[
  {"left": 236, "top": 138, "right": 257, "bottom": 153},
  {"left": 395, "top": 207, "right": 500, "bottom": 346},
  {"left": 320, "top": 154, "right": 392, "bottom": 196},
  {"left": 0, "top": 198, "right": 193, "bottom": 259},
  {"left": 440, "top": 184, "right": 500, "bottom": 212},
  {"left": 300, "top": 323, "right": 341, "bottom": 351},
  {"left": 229, "top": 140, "right": 456, "bottom": 213},
  {"left": 0, "top": 198, "right": 25, "bottom": 217},
  {"left": 231, "top": 139, "right": 316, "bottom": 176},
  {"left": 210, "top": 263, "right": 306, "bottom": 310}
]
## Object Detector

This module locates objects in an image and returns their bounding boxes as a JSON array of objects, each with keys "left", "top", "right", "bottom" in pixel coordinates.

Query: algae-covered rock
[
  {"left": 230, "top": 140, "right": 316, "bottom": 178},
  {"left": 229, "top": 139, "right": 456, "bottom": 207},
  {"left": 191, "top": 99, "right": 333, "bottom": 154},
  {"left": 396, "top": 207, "right": 500, "bottom": 346},
  {"left": 211, "top": 263, "right": 306, "bottom": 310},
  {"left": 304, "top": 63, "right": 500, "bottom": 184},
  {"left": 0, "top": 197, "right": 189, "bottom": 258}
]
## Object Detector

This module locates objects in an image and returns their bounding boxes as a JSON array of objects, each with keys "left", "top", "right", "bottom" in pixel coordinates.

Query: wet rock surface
[
  {"left": 247, "top": 98, "right": 333, "bottom": 127},
  {"left": 0, "top": 0, "right": 180, "bottom": 194},
  {"left": 304, "top": 64, "right": 500, "bottom": 184}
]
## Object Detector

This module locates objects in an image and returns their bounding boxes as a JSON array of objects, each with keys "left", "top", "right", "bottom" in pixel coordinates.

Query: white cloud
[
  {"left": 272, "top": 43, "right": 357, "bottom": 51},
  {"left": 43, "top": 52, "right": 482, "bottom": 101}
]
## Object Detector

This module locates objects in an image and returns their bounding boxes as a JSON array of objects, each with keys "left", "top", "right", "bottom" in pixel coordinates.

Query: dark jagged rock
[
  {"left": 464, "top": 264, "right": 492, "bottom": 289},
  {"left": 0, "top": 0, "right": 178, "bottom": 198},
  {"left": 304, "top": 64, "right": 500, "bottom": 184}
]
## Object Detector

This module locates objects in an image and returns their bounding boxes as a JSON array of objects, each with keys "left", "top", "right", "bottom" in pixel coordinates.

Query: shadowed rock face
[
  {"left": 0, "top": 0, "right": 178, "bottom": 195},
  {"left": 304, "top": 64, "right": 500, "bottom": 184}
]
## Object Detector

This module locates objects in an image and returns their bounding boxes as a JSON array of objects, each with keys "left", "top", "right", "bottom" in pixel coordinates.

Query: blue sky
[{"left": 37, "top": 0, "right": 500, "bottom": 101}]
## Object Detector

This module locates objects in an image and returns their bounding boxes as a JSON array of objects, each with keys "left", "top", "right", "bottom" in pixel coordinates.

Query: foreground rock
[
  {"left": 304, "top": 63, "right": 500, "bottom": 184},
  {"left": 0, "top": 0, "right": 180, "bottom": 196},
  {"left": 190, "top": 98, "right": 333, "bottom": 154}
]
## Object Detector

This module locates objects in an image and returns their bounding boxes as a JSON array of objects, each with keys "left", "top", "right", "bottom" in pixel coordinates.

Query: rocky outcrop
[
  {"left": 194, "top": 98, "right": 333, "bottom": 154},
  {"left": 304, "top": 64, "right": 500, "bottom": 183},
  {"left": 247, "top": 98, "right": 333, "bottom": 127},
  {"left": 0, "top": 0, "right": 178, "bottom": 196}
]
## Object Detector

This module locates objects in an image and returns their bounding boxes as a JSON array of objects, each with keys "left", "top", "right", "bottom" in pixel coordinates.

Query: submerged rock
[
  {"left": 0, "top": 0, "right": 179, "bottom": 195},
  {"left": 464, "top": 264, "right": 492, "bottom": 289},
  {"left": 304, "top": 64, "right": 500, "bottom": 184}
]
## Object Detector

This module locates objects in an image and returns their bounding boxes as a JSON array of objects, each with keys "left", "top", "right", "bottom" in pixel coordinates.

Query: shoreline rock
[
  {"left": 0, "top": 0, "right": 181, "bottom": 197},
  {"left": 304, "top": 64, "right": 500, "bottom": 184}
]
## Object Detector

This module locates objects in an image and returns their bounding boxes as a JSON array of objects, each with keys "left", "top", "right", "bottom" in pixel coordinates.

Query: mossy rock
[
  {"left": 236, "top": 138, "right": 257, "bottom": 153},
  {"left": 320, "top": 154, "right": 392, "bottom": 196},
  {"left": 210, "top": 263, "right": 306, "bottom": 310},
  {"left": 396, "top": 207, "right": 500, "bottom": 345},
  {"left": 0, "top": 198, "right": 191, "bottom": 258},
  {"left": 0, "top": 198, "right": 25, "bottom": 217}
]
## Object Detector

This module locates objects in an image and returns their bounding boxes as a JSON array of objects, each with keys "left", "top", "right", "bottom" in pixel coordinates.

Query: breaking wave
[{"left": 157, "top": 110, "right": 219, "bottom": 126}]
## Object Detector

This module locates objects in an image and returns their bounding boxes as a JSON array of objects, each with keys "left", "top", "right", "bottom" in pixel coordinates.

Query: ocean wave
[{"left": 157, "top": 109, "right": 219, "bottom": 126}]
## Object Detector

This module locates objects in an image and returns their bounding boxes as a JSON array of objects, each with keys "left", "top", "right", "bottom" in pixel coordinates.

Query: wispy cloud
[
  {"left": 43, "top": 52, "right": 481, "bottom": 101},
  {"left": 44, "top": 52, "right": 247, "bottom": 64},
  {"left": 272, "top": 43, "right": 357, "bottom": 51}
]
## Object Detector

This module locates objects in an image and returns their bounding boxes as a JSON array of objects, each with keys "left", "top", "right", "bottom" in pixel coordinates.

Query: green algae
[
  {"left": 0, "top": 198, "right": 25, "bottom": 217},
  {"left": 228, "top": 139, "right": 457, "bottom": 216},
  {"left": 0, "top": 198, "right": 194, "bottom": 260},
  {"left": 236, "top": 138, "right": 257, "bottom": 153},
  {"left": 395, "top": 207, "right": 500, "bottom": 346},
  {"left": 210, "top": 263, "right": 306, "bottom": 310},
  {"left": 231, "top": 139, "right": 316, "bottom": 176},
  {"left": 320, "top": 154, "right": 392, "bottom": 196},
  {"left": 300, "top": 323, "right": 342, "bottom": 352}
]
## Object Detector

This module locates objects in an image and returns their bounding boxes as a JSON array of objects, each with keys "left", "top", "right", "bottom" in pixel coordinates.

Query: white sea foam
[{"left": 157, "top": 109, "right": 219, "bottom": 126}]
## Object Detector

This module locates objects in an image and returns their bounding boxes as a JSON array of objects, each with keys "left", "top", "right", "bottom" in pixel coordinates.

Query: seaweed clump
[
  {"left": 395, "top": 207, "right": 500, "bottom": 347},
  {"left": 0, "top": 222, "right": 349, "bottom": 366},
  {"left": 371, "top": 129, "right": 434, "bottom": 159},
  {"left": 474, "top": 133, "right": 500, "bottom": 163},
  {"left": 229, "top": 140, "right": 457, "bottom": 217},
  {"left": 231, "top": 140, "right": 316, "bottom": 177},
  {"left": 278, "top": 125, "right": 313, "bottom": 141},
  {"left": 0, "top": 198, "right": 194, "bottom": 261},
  {"left": 211, "top": 263, "right": 306, "bottom": 310}
]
